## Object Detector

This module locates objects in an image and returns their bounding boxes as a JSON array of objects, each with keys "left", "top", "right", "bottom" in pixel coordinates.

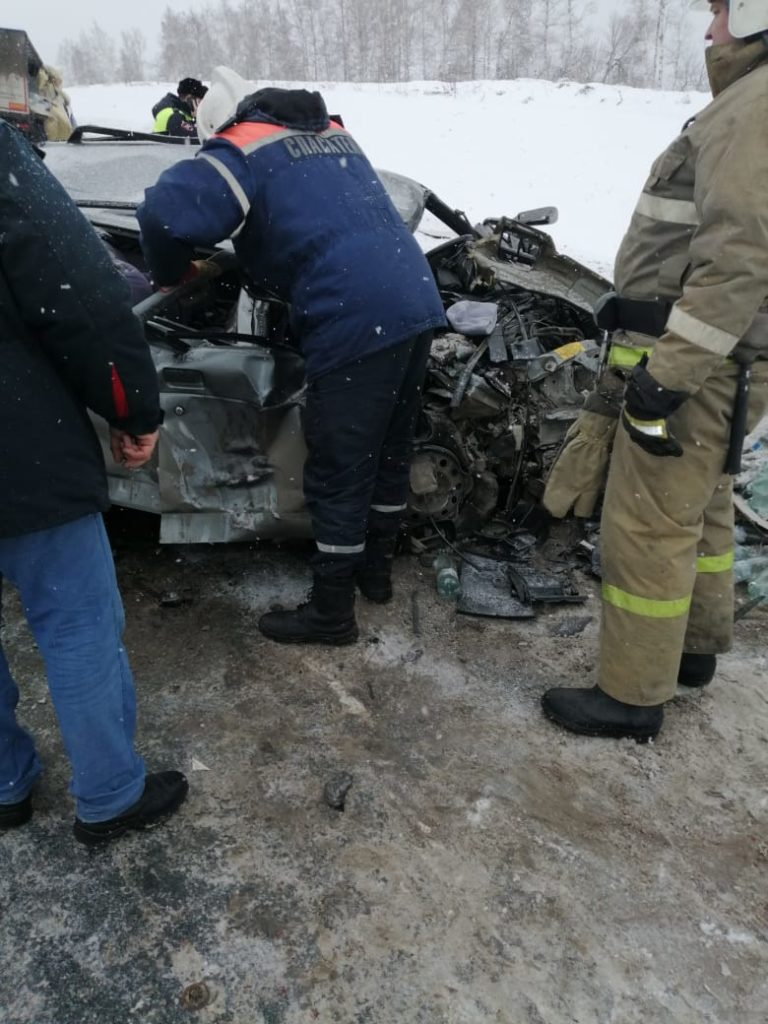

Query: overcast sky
[{"left": 5, "top": 0, "right": 203, "bottom": 66}]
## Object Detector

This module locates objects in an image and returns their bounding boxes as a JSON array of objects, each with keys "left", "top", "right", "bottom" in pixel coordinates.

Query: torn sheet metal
[{"left": 734, "top": 493, "right": 768, "bottom": 534}]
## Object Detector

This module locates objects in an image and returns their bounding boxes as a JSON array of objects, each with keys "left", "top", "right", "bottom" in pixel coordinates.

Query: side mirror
[{"left": 515, "top": 205, "right": 558, "bottom": 226}]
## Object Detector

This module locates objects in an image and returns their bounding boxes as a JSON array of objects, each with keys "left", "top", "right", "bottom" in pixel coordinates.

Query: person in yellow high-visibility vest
[
  {"left": 541, "top": 0, "right": 768, "bottom": 741},
  {"left": 151, "top": 78, "right": 207, "bottom": 138}
]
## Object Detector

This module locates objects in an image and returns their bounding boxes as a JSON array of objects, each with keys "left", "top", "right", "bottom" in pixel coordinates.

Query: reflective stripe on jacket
[{"left": 151, "top": 93, "right": 197, "bottom": 138}]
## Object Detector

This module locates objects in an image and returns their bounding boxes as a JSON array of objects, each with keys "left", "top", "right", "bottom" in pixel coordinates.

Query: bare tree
[
  {"left": 600, "top": 11, "right": 642, "bottom": 84},
  {"left": 57, "top": 22, "right": 117, "bottom": 85},
  {"left": 117, "top": 29, "right": 147, "bottom": 83},
  {"left": 55, "top": 0, "right": 708, "bottom": 91},
  {"left": 653, "top": 0, "right": 668, "bottom": 86}
]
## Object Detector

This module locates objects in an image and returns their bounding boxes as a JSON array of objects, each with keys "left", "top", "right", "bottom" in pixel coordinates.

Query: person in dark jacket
[
  {"left": 151, "top": 78, "right": 208, "bottom": 138},
  {"left": 138, "top": 86, "right": 447, "bottom": 645},
  {"left": 0, "top": 121, "right": 188, "bottom": 844}
]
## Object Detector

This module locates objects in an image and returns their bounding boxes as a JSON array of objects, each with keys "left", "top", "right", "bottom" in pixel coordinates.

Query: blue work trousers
[
  {"left": 0, "top": 514, "right": 145, "bottom": 821},
  {"left": 303, "top": 330, "right": 433, "bottom": 570}
]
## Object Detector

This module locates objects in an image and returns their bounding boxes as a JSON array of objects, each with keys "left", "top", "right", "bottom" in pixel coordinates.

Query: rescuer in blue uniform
[{"left": 138, "top": 87, "right": 446, "bottom": 644}]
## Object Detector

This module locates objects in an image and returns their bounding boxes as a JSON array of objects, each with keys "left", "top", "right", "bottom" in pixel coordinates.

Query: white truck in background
[{"left": 0, "top": 27, "right": 74, "bottom": 142}]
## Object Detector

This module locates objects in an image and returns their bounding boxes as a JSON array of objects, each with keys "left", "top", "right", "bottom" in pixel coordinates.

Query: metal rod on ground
[
  {"left": 411, "top": 590, "right": 421, "bottom": 637},
  {"left": 734, "top": 594, "right": 766, "bottom": 622}
]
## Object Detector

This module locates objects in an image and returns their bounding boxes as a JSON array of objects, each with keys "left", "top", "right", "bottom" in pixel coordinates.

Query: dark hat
[{"left": 177, "top": 78, "right": 208, "bottom": 99}]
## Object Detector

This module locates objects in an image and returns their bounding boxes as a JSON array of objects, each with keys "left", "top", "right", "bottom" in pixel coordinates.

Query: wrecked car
[{"left": 43, "top": 128, "right": 610, "bottom": 546}]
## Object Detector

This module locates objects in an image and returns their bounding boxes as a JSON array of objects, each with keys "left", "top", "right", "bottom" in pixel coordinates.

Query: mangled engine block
[{"left": 409, "top": 230, "right": 602, "bottom": 538}]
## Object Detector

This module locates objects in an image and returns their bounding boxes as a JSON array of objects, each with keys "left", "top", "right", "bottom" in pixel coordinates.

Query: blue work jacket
[{"left": 138, "top": 106, "right": 446, "bottom": 379}]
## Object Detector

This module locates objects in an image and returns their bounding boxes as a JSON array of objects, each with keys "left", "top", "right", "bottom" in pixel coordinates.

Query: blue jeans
[{"left": 0, "top": 514, "right": 145, "bottom": 821}]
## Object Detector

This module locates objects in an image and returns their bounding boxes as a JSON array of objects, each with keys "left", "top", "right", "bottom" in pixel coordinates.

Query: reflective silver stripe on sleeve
[
  {"left": 197, "top": 153, "right": 250, "bottom": 233},
  {"left": 370, "top": 503, "right": 408, "bottom": 513},
  {"left": 634, "top": 192, "right": 699, "bottom": 226},
  {"left": 666, "top": 306, "right": 738, "bottom": 356},
  {"left": 241, "top": 132, "right": 294, "bottom": 156},
  {"left": 316, "top": 542, "right": 366, "bottom": 554}
]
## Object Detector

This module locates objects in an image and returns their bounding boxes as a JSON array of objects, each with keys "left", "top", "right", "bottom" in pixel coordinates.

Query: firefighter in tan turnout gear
[{"left": 541, "top": 0, "right": 768, "bottom": 741}]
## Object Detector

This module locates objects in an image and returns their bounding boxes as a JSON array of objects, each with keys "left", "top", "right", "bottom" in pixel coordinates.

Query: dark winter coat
[
  {"left": 0, "top": 121, "right": 162, "bottom": 538},
  {"left": 138, "top": 88, "right": 446, "bottom": 379},
  {"left": 151, "top": 93, "right": 197, "bottom": 138}
]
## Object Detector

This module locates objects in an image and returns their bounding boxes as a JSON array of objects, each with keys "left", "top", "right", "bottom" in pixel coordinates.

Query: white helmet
[
  {"left": 196, "top": 66, "right": 256, "bottom": 142},
  {"left": 691, "top": 0, "right": 768, "bottom": 39}
]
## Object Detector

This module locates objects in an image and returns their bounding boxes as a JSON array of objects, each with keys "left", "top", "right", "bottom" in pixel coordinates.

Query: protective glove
[
  {"left": 542, "top": 368, "right": 624, "bottom": 519},
  {"left": 189, "top": 257, "right": 224, "bottom": 281},
  {"left": 621, "top": 356, "right": 689, "bottom": 458}
]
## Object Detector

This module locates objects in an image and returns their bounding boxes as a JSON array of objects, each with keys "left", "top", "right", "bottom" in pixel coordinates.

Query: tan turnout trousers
[{"left": 599, "top": 361, "right": 768, "bottom": 706}]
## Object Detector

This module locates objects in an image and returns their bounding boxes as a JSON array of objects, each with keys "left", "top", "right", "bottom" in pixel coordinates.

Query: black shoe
[
  {"left": 541, "top": 685, "right": 663, "bottom": 742},
  {"left": 259, "top": 575, "right": 358, "bottom": 645},
  {"left": 73, "top": 770, "right": 189, "bottom": 846},
  {"left": 356, "top": 534, "right": 397, "bottom": 604},
  {"left": 0, "top": 793, "right": 33, "bottom": 830},
  {"left": 678, "top": 652, "right": 716, "bottom": 687}
]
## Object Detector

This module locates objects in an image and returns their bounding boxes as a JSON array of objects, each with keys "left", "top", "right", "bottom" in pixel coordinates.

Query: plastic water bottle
[
  {"left": 733, "top": 554, "right": 768, "bottom": 583},
  {"left": 749, "top": 465, "right": 768, "bottom": 517},
  {"left": 433, "top": 553, "right": 460, "bottom": 601}
]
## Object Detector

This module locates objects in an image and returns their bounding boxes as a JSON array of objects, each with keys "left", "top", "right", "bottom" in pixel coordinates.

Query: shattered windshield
[{"left": 43, "top": 141, "right": 195, "bottom": 204}]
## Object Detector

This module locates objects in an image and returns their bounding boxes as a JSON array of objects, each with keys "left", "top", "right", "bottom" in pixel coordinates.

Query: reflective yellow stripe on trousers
[
  {"left": 602, "top": 584, "right": 691, "bottom": 618},
  {"left": 696, "top": 551, "right": 734, "bottom": 574},
  {"left": 602, "top": 552, "right": 732, "bottom": 618}
]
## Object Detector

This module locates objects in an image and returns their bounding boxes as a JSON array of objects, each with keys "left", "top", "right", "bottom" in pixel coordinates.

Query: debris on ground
[
  {"left": 159, "top": 590, "right": 193, "bottom": 607},
  {"left": 179, "top": 981, "right": 213, "bottom": 1011},
  {"left": 323, "top": 773, "right": 354, "bottom": 811},
  {"left": 547, "top": 615, "right": 594, "bottom": 637}
]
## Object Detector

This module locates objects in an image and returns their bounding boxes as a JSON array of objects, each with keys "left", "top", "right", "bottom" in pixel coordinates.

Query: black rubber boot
[
  {"left": 678, "top": 652, "right": 716, "bottom": 687},
  {"left": 541, "top": 685, "right": 663, "bottom": 742},
  {"left": 0, "top": 793, "right": 33, "bottom": 830},
  {"left": 73, "top": 770, "right": 189, "bottom": 846},
  {"left": 356, "top": 535, "right": 397, "bottom": 604},
  {"left": 259, "top": 575, "right": 359, "bottom": 645}
]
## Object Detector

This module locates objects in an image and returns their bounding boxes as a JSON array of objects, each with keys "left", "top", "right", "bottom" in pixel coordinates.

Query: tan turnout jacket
[{"left": 614, "top": 39, "right": 768, "bottom": 394}]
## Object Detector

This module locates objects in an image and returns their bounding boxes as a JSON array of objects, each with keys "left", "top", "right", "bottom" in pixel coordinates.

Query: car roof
[{"left": 44, "top": 138, "right": 198, "bottom": 205}]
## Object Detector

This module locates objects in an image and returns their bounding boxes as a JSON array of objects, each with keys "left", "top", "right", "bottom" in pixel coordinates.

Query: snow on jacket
[
  {"left": 137, "top": 88, "right": 447, "bottom": 380},
  {"left": 613, "top": 39, "right": 768, "bottom": 395},
  {"left": 0, "top": 121, "right": 162, "bottom": 538},
  {"left": 152, "top": 93, "right": 197, "bottom": 138}
]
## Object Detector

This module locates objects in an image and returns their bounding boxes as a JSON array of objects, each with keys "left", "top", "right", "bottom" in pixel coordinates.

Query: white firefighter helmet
[
  {"left": 196, "top": 66, "right": 256, "bottom": 142},
  {"left": 691, "top": 0, "right": 768, "bottom": 39}
]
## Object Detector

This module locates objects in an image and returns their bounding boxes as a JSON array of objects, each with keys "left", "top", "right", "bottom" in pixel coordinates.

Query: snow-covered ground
[{"left": 67, "top": 79, "right": 711, "bottom": 281}]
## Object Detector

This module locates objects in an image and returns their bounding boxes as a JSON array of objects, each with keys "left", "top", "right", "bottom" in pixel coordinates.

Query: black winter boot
[
  {"left": 541, "top": 685, "right": 663, "bottom": 742},
  {"left": 356, "top": 535, "right": 397, "bottom": 604},
  {"left": 0, "top": 793, "right": 33, "bottom": 830},
  {"left": 259, "top": 575, "right": 359, "bottom": 645},
  {"left": 678, "top": 652, "right": 716, "bottom": 687}
]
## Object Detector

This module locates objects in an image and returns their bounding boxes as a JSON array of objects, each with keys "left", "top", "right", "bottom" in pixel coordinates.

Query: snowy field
[{"left": 68, "top": 78, "right": 711, "bottom": 281}]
